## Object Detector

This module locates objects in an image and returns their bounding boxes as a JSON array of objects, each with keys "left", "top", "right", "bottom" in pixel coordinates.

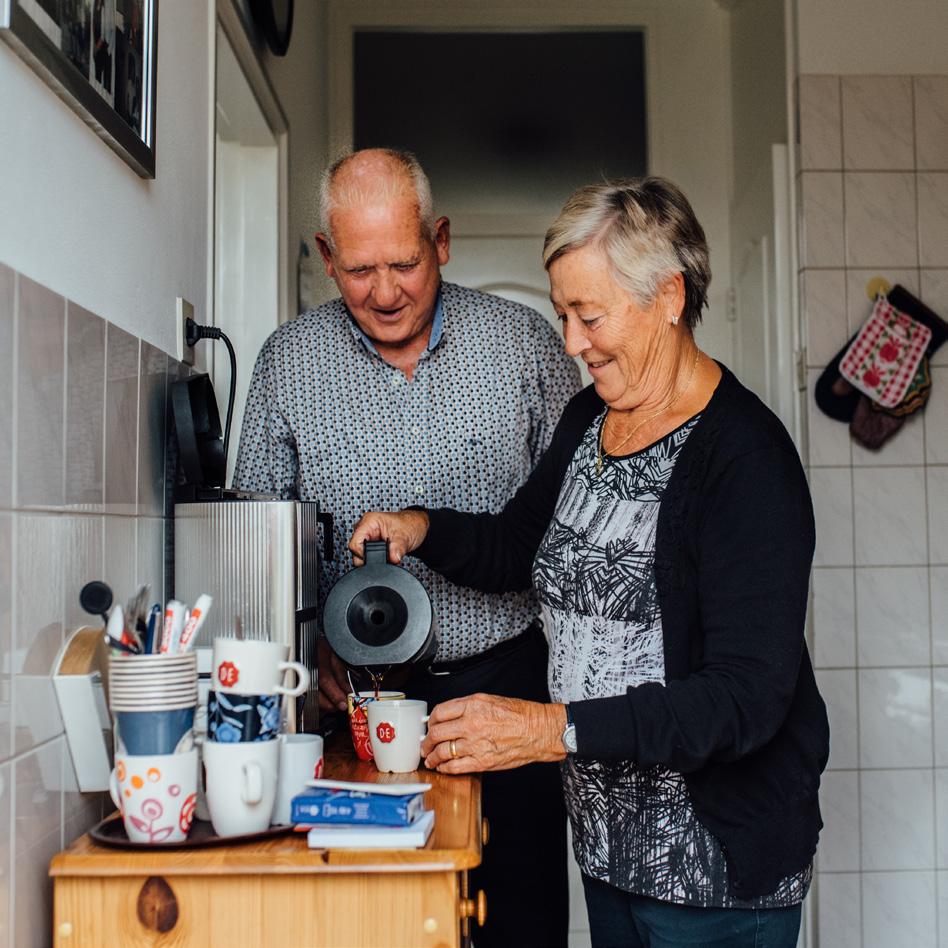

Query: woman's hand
[
  {"left": 348, "top": 510, "right": 430, "bottom": 565},
  {"left": 421, "top": 693, "right": 568, "bottom": 774}
]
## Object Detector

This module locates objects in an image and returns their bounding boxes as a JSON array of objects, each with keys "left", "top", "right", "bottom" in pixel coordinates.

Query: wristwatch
[{"left": 561, "top": 703, "right": 577, "bottom": 754}]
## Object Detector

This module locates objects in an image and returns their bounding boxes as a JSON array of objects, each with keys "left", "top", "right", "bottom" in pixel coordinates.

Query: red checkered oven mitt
[{"left": 839, "top": 297, "right": 932, "bottom": 408}]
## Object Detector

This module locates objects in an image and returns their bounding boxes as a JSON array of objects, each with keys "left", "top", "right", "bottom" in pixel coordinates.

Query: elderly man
[{"left": 233, "top": 148, "right": 579, "bottom": 947}]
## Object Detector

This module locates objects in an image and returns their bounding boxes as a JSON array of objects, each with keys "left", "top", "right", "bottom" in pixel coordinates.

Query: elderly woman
[{"left": 349, "top": 177, "right": 828, "bottom": 947}]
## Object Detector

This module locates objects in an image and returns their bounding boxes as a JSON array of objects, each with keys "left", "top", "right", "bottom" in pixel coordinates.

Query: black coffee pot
[{"left": 322, "top": 540, "right": 438, "bottom": 669}]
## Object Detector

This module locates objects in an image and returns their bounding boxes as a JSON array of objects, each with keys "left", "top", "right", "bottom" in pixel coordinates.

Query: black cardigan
[{"left": 415, "top": 366, "right": 829, "bottom": 900}]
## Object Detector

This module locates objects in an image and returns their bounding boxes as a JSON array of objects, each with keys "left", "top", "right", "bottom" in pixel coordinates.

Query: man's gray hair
[
  {"left": 318, "top": 148, "right": 436, "bottom": 249},
  {"left": 543, "top": 177, "right": 710, "bottom": 329}
]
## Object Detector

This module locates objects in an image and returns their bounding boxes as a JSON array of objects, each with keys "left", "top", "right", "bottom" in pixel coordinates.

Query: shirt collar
[{"left": 347, "top": 288, "right": 445, "bottom": 357}]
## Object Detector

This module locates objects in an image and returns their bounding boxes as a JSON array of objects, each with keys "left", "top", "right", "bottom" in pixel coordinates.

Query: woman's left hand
[{"left": 421, "top": 693, "right": 567, "bottom": 774}]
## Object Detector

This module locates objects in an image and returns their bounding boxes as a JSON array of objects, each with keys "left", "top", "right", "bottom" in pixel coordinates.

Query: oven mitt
[
  {"left": 839, "top": 296, "right": 931, "bottom": 408},
  {"left": 850, "top": 395, "right": 904, "bottom": 449},
  {"left": 815, "top": 284, "right": 948, "bottom": 422},
  {"left": 873, "top": 356, "right": 932, "bottom": 418}
]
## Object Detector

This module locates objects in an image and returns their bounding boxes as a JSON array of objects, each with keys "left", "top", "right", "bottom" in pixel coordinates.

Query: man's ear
[
  {"left": 433, "top": 216, "right": 451, "bottom": 267},
  {"left": 314, "top": 233, "right": 335, "bottom": 277}
]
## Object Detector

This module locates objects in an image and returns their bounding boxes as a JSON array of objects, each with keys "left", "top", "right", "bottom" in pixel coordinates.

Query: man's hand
[
  {"left": 316, "top": 636, "right": 351, "bottom": 712},
  {"left": 348, "top": 510, "right": 430, "bottom": 565},
  {"left": 421, "top": 693, "right": 568, "bottom": 774}
]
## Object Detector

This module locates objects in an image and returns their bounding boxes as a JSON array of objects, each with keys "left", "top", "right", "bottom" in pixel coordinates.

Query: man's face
[{"left": 317, "top": 197, "right": 450, "bottom": 349}]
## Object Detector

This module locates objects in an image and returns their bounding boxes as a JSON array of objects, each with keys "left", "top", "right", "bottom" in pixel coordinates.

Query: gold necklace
[{"left": 596, "top": 349, "right": 701, "bottom": 476}]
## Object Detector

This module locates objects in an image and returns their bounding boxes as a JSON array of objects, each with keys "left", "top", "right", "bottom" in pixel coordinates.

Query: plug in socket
[{"left": 177, "top": 297, "right": 195, "bottom": 366}]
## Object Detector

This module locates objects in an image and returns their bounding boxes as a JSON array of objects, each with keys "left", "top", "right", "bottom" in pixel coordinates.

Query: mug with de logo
[
  {"left": 211, "top": 638, "right": 310, "bottom": 697},
  {"left": 366, "top": 699, "right": 429, "bottom": 773}
]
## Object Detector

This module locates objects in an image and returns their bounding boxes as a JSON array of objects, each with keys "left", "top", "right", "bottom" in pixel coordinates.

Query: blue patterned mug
[{"left": 207, "top": 691, "right": 281, "bottom": 743}]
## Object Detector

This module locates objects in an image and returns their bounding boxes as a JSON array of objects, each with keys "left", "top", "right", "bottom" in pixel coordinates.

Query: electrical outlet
[{"left": 177, "top": 297, "right": 195, "bottom": 366}]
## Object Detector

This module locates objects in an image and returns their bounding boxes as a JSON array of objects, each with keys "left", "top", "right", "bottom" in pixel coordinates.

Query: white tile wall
[
  {"left": 852, "top": 467, "right": 927, "bottom": 566},
  {"left": 0, "top": 262, "right": 175, "bottom": 946},
  {"left": 841, "top": 77, "right": 914, "bottom": 171},
  {"left": 862, "top": 871, "right": 937, "bottom": 948},
  {"left": 801, "top": 73, "right": 948, "bottom": 946},
  {"left": 844, "top": 173, "right": 918, "bottom": 268},
  {"left": 858, "top": 668, "right": 932, "bottom": 768},
  {"left": 855, "top": 567, "right": 930, "bottom": 666}
]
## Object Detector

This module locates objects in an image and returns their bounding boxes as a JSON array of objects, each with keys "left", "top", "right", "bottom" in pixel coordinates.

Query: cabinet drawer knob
[
  {"left": 423, "top": 917, "right": 438, "bottom": 934},
  {"left": 57, "top": 922, "right": 73, "bottom": 939},
  {"left": 459, "top": 890, "right": 488, "bottom": 928}
]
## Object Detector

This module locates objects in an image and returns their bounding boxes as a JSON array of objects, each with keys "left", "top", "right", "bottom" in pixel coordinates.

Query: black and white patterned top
[
  {"left": 534, "top": 412, "right": 811, "bottom": 908},
  {"left": 233, "top": 281, "right": 581, "bottom": 661}
]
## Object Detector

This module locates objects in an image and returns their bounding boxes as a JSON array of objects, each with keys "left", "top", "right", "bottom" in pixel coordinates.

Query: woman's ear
[{"left": 661, "top": 272, "right": 686, "bottom": 325}]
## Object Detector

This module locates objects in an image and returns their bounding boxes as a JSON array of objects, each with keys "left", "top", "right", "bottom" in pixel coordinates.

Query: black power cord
[{"left": 185, "top": 317, "right": 237, "bottom": 477}]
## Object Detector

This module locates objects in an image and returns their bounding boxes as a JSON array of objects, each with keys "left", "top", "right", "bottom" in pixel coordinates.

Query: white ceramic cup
[
  {"left": 109, "top": 749, "right": 199, "bottom": 844},
  {"left": 202, "top": 737, "right": 280, "bottom": 836},
  {"left": 366, "top": 699, "right": 429, "bottom": 773},
  {"left": 272, "top": 733, "right": 324, "bottom": 825},
  {"left": 211, "top": 638, "right": 310, "bottom": 697}
]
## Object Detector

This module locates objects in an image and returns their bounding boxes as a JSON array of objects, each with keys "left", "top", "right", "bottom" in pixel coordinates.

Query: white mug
[
  {"left": 203, "top": 738, "right": 279, "bottom": 836},
  {"left": 211, "top": 638, "right": 310, "bottom": 697},
  {"left": 272, "top": 733, "right": 324, "bottom": 825},
  {"left": 367, "top": 699, "right": 429, "bottom": 773},
  {"left": 109, "top": 749, "right": 199, "bottom": 844}
]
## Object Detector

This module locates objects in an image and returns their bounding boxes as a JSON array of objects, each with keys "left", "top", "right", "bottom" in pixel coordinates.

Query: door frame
[
  {"left": 214, "top": 0, "right": 291, "bottom": 324},
  {"left": 327, "top": 0, "right": 669, "bottom": 238}
]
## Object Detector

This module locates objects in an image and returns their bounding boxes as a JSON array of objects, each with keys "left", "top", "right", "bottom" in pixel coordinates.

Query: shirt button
[
  {"left": 415, "top": 486, "right": 425, "bottom": 496},
  {"left": 391, "top": 376, "right": 401, "bottom": 387},
  {"left": 411, "top": 426, "right": 421, "bottom": 436}
]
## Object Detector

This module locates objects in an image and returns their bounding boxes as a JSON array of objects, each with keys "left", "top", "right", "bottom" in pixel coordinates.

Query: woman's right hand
[{"left": 348, "top": 510, "right": 430, "bottom": 565}]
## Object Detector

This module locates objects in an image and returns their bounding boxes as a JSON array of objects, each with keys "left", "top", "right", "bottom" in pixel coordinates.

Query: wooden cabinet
[{"left": 50, "top": 750, "right": 483, "bottom": 947}]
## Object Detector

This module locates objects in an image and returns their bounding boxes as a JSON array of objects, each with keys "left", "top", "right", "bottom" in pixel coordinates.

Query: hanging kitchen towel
[{"left": 839, "top": 296, "right": 931, "bottom": 408}]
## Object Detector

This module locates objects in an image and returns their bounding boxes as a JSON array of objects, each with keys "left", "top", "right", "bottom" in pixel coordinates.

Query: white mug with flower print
[{"left": 109, "top": 749, "right": 199, "bottom": 844}]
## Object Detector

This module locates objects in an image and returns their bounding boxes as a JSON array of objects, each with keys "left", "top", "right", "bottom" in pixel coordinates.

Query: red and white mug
[
  {"left": 366, "top": 699, "right": 429, "bottom": 773},
  {"left": 211, "top": 638, "right": 310, "bottom": 697}
]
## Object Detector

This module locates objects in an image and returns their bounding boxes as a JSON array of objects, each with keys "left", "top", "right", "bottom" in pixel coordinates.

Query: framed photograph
[{"left": 1, "top": 0, "right": 158, "bottom": 177}]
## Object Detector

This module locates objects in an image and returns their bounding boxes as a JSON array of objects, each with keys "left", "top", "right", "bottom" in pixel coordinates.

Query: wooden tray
[{"left": 90, "top": 814, "right": 294, "bottom": 850}]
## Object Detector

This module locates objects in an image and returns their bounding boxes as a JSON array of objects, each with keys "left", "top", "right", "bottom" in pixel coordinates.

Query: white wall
[
  {"left": 795, "top": 0, "right": 948, "bottom": 75},
  {"left": 0, "top": 2, "right": 211, "bottom": 353}
]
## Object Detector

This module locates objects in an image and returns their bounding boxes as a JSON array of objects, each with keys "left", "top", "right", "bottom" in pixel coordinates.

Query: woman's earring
[{"left": 671, "top": 314, "right": 680, "bottom": 326}]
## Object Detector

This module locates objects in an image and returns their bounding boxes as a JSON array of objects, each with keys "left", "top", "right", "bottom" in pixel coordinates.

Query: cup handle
[
  {"left": 242, "top": 762, "right": 263, "bottom": 804},
  {"left": 420, "top": 714, "right": 430, "bottom": 743},
  {"left": 274, "top": 661, "right": 311, "bottom": 698},
  {"left": 109, "top": 769, "right": 122, "bottom": 811}
]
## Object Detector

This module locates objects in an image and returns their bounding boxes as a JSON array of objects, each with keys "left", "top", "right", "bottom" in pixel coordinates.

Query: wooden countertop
[{"left": 50, "top": 741, "right": 481, "bottom": 878}]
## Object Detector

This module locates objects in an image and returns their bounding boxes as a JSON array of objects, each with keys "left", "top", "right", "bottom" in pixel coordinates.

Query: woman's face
[{"left": 549, "top": 244, "right": 683, "bottom": 410}]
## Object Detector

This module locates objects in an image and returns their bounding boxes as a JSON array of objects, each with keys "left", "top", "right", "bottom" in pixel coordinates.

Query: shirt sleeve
[
  {"left": 569, "top": 444, "right": 816, "bottom": 773},
  {"left": 232, "top": 335, "right": 299, "bottom": 499},
  {"left": 524, "top": 314, "right": 582, "bottom": 464}
]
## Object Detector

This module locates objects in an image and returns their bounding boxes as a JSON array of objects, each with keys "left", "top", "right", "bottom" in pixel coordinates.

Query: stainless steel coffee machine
[{"left": 175, "top": 499, "right": 333, "bottom": 733}]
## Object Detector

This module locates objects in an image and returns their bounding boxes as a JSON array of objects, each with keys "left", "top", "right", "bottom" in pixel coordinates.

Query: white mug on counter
[
  {"left": 202, "top": 738, "right": 279, "bottom": 836},
  {"left": 366, "top": 699, "right": 429, "bottom": 773},
  {"left": 211, "top": 638, "right": 310, "bottom": 697},
  {"left": 272, "top": 733, "right": 324, "bottom": 825}
]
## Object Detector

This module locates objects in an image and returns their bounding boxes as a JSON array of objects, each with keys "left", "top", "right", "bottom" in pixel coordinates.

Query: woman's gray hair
[
  {"left": 543, "top": 177, "right": 711, "bottom": 329},
  {"left": 318, "top": 148, "right": 436, "bottom": 249}
]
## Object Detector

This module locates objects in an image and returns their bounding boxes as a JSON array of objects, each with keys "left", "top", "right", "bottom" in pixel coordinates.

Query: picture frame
[{"left": 1, "top": 0, "right": 158, "bottom": 178}]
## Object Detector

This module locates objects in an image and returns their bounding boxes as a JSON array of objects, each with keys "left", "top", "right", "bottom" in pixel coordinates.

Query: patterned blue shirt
[{"left": 233, "top": 281, "right": 581, "bottom": 661}]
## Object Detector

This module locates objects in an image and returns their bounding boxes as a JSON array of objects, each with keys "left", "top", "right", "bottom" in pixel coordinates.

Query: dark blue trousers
[{"left": 581, "top": 874, "right": 802, "bottom": 948}]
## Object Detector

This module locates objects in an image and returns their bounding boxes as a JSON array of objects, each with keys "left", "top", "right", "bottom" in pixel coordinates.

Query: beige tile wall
[
  {"left": 0, "top": 260, "right": 178, "bottom": 947},
  {"left": 799, "top": 74, "right": 948, "bottom": 948}
]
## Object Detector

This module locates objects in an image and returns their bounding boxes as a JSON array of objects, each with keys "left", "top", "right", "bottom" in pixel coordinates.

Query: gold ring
[{"left": 449, "top": 739, "right": 458, "bottom": 759}]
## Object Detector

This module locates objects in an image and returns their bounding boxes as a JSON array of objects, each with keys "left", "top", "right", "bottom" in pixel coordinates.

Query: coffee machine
[{"left": 171, "top": 373, "right": 333, "bottom": 733}]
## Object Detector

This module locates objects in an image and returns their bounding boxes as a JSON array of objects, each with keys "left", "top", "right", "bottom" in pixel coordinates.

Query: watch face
[{"left": 563, "top": 724, "right": 577, "bottom": 754}]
